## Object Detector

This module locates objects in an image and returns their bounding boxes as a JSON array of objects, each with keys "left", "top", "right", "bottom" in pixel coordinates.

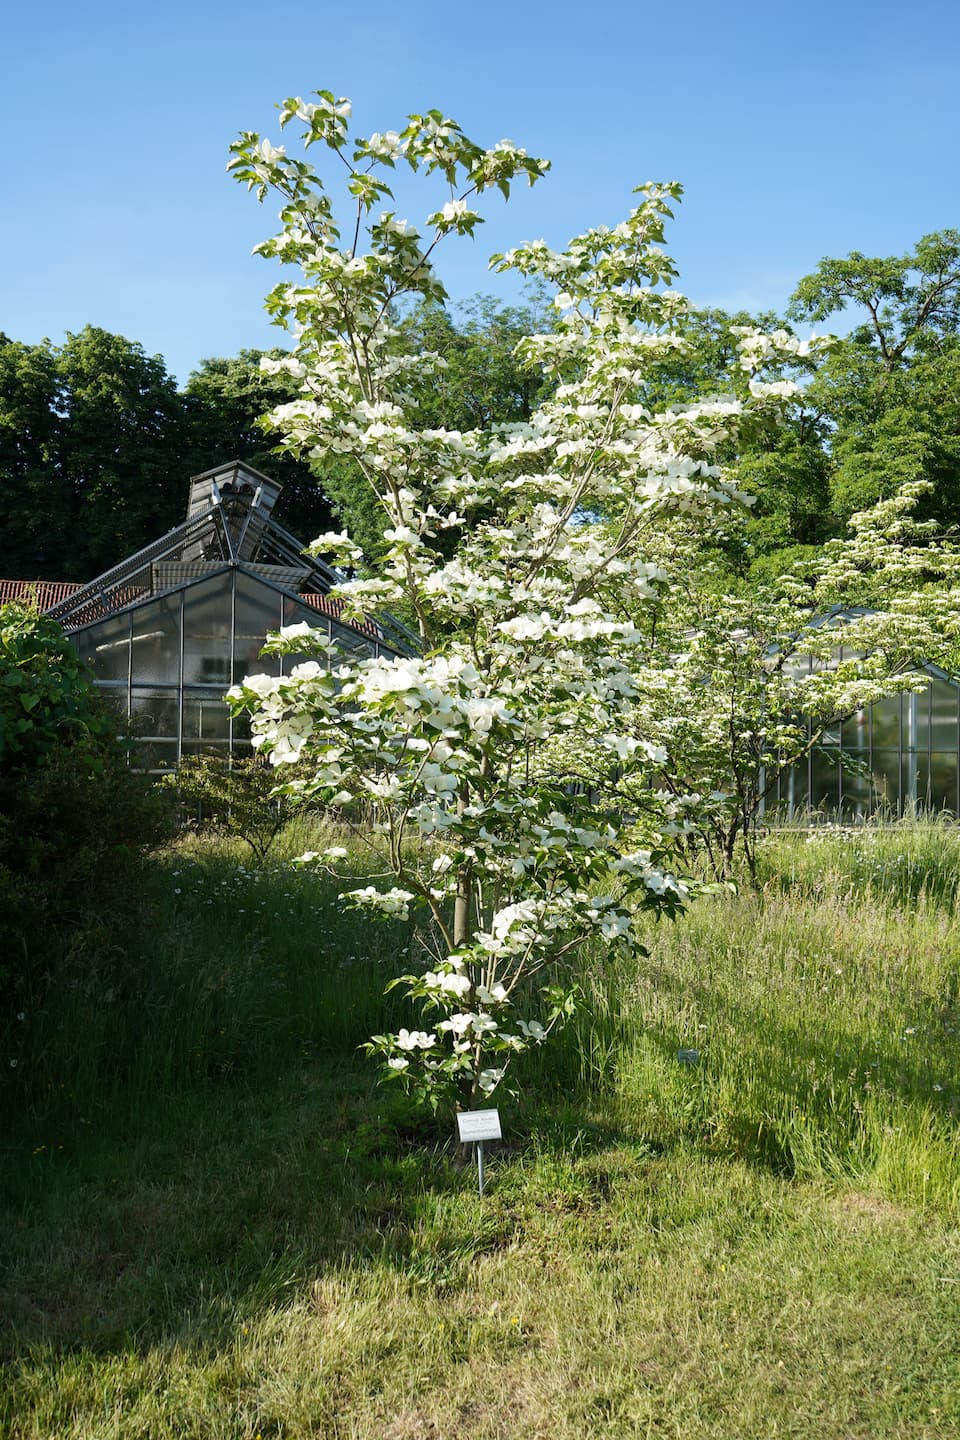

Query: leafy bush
[
  {"left": 0, "top": 603, "right": 171, "bottom": 1007},
  {"left": 0, "top": 602, "right": 113, "bottom": 765}
]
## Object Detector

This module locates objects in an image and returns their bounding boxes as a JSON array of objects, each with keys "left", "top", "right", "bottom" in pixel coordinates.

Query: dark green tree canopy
[
  {"left": 55, "top": 326, "right": 189, "bottom": 576},
  {"left": 0, "top": 300, "right": 552, "bottom": 580},
  {"left": 651, "top": 232, "right": 960, "bottom": 575},
  {"left": 0, "top": 334, "right": 64, "bottom": 577},
  {"left": 0, "top": 332, "right": 331, "bottom": 580},
  {"left": 0, "top": 327, "right": 188, "bottom": 580},
  {"left": 788, "top": 230, "right": 960, "bottom": 533}
]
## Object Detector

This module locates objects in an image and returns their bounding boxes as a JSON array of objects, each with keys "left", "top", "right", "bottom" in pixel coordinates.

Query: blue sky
[{"left": 3, "top": 0, "right": 957, "bottom": 384}]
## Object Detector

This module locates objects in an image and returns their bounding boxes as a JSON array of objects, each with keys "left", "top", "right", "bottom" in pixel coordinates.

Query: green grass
[{"left": 2, "top": 819, "right": 959, "bottom": 1438}]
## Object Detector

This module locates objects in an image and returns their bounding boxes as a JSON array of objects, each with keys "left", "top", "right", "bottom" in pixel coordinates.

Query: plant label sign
[{"left": 457, "top": 1109, "right": 502, "bottom": 1143}]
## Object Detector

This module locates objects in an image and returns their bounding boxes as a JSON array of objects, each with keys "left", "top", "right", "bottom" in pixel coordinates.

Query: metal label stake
[{"left": 457, "top": 1109, "right": 501, "bottom": 1196}]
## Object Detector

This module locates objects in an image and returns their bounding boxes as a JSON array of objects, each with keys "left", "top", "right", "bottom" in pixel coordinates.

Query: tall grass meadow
[{"left": 5, "top": 817, "right": 959, "bottom": 1209}]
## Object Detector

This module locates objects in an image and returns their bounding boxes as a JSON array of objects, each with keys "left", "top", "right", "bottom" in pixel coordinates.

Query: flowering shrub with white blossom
[
  {"left": 598, "top": 480, "right": 960, "bottom": 882},
  {"left": 226, "top": 90, "right": 813, "bottom": 1112}
]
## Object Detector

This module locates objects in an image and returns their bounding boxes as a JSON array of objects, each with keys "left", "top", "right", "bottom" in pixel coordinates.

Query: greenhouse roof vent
[
  {"left": 185, "top": 460, "right": 283, "bottom": 562},
  {"left": 186, "top": 459, "right": 281, "bottom": 524}
]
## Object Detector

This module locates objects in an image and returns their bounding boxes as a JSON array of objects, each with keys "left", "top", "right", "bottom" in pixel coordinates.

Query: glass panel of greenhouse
[{"left": 766, "top": 668, "right": 960, "bottom": 821}]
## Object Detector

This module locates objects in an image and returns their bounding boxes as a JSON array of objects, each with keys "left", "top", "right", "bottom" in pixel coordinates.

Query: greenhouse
[{"left": 32, "top": 461, "right": 411, "bottom": 773}]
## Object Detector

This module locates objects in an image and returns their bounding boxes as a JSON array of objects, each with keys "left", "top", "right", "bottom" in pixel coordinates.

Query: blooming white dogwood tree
[
  {"left": 226, "top": 91, "right": 812, "bottom": 1111},
  {"left": 574, "top": 482, "right": 960, "bottom": 882}
]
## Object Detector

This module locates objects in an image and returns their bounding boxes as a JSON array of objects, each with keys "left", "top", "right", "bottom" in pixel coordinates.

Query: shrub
[
  {"left": 163, "top": 751, "right": 295, "bottom": 861},
  {"left": 0, "top": 603, "right": 172, "bottom": 1008},
  {"left": 0, "top": 602, "right": 113, "bottom": 766}
]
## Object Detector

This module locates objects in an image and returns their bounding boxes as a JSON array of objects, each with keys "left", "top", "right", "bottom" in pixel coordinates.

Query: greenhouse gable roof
[{"left": 0, "top": 460, "right": 415, "bottom": 656}]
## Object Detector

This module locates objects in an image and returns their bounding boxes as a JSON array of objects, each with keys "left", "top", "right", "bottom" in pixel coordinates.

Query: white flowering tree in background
[
  {"left": 226, "top": 91, "right": 812, "bottom": 1112},
  {"left": 578, "top": 482, "right": 960, "bottom": 882}
]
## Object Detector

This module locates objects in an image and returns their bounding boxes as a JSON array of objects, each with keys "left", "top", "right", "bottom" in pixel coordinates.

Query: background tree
[
  {"left": 788, "top": 230, "right": 960, "bottom": 530},
  {"left": 54, "top": 326, "right": 189, "bottom": 577},
  {"left": 0, "top": 308, "right": 557, "bottom": 581},
  {"left": 282, "top": 293, "right": 558, "bottom": 565},
  {"left": 666, "top": 307, "right": 833, "bottom": 574},
  {"left": 629, "top": 235, "right": 960, "bottom": 575},
  {"left": 395, "top": 291, "right": 555, "bottom": 430},
  {"left": 0, "top": 335, "right": 66, "bottom": 577},
  {"left": 0, "top": 332, "right": 335, "bottom": 580}
]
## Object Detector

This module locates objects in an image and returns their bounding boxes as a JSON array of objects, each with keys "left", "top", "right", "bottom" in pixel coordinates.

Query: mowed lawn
[{"left": 2, "top": 822, "right": 959, "bottom": 1439}]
